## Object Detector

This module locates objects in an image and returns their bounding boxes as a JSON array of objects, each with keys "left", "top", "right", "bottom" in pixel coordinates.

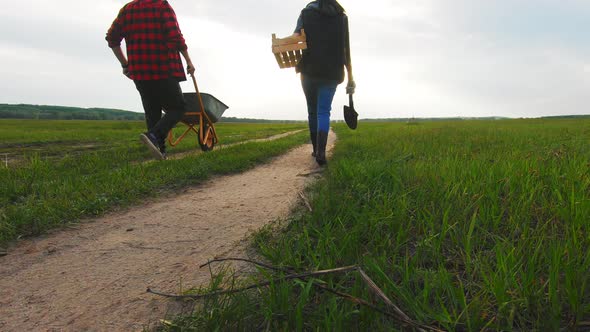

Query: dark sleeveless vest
[{"left": 296, "top": 8, "right": 347, "bottom": 83}]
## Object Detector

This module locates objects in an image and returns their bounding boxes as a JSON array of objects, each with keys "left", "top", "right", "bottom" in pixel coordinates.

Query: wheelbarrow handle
[
  {"left": 190, "top": 74, "right": 205, "bottom": 114},
  {"left": 190, "top": 73, "right": 216, "bottom": 126}
]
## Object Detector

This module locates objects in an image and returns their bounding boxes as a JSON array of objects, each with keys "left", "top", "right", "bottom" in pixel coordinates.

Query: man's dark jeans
[{"left": 134, "top": 78, "right": 186, "bottom": 145}]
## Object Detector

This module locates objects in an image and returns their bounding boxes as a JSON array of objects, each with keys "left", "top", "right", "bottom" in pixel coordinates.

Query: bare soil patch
[{"left": 0, "top": 131, "right": 335, "bottom": 331}]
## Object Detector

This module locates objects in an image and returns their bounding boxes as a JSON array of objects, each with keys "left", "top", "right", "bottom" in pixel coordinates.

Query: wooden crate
[{"left": 271, "top": 30, "right": 307, "bottom": 69}]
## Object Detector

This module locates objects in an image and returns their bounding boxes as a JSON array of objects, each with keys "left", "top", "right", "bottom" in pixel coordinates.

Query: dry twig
[
  {"left": 148, "top": 258, "right": 443, "bottom": 331},
  {"left": 298, "top": 191, "right": 313, "bottom": 212},
  {"left": 200, "top": 257, "right": 294, "bottom": 273},
  {"left": 147, "top": 265, "right": 359, "bottom": 300},
  {"left": 314, "top": 283, "right": 440, "bottom": 332},
  {"left": 358, "top": 268, "right": 411, "bottom": 322}
]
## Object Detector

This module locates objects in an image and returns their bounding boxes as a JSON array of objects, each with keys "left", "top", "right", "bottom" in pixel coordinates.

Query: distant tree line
[
  {"left": 0, "top": 104, "right": 144, "bottom": 121},
  {"left": 3, "top": 104, "right": 587, "bottom": 122},
  {"left": 0, "top": 104, "right": 306, "bottom": 123},
  {"left": 221, "top": 117, "right": 305, "bottom": 124},
  {"left": 540, "top": 115, "right": 590, "bottom": 120}
]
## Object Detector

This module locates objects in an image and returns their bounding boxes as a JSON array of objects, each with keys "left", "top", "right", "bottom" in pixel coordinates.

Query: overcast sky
[{"left": 1, "top": 0, "right": 589, "bottom": 120}]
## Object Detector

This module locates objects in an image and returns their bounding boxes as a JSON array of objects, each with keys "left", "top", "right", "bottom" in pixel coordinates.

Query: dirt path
[
  {"left": 168, "top": 129, "right": 304, "bottom": 161},
  {"left": 0, "top": 131, "right": 336, "bottom": 332}
]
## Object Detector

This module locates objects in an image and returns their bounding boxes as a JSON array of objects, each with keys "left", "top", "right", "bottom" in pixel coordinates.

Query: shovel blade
[{"left": 343, "top": 105, "right": 358, "bottom": 130}]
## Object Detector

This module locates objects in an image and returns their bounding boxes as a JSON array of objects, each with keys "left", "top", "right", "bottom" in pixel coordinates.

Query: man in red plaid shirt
[{"left": 106, "top": 0, "right": 195, "bottom": 160}]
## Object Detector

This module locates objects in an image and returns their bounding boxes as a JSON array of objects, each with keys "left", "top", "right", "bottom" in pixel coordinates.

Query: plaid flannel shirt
[{"left": 106, "top": 0, "right": 187, "bottom": 81}]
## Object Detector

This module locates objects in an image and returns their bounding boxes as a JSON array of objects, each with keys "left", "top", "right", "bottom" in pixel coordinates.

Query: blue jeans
[{"left": 301, "top": 75, "right": 338, "bottom": 134}]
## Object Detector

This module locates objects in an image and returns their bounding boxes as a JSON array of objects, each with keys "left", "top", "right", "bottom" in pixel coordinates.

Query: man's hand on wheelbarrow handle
[{"left": 187, "top": 62, "right": 196, "bottom": 76}]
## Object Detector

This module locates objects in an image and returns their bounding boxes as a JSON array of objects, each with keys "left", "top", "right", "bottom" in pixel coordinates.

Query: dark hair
[{"left": 318, "top": 0, "right": 345, "bottom": 14}]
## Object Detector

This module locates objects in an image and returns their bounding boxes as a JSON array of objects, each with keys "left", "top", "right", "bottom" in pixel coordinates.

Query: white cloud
[
  {"left": 345, "top": 0, "right": 431, "bottom": 21},
  {"left": 0, "top": 0, "right": 589, "bottom": 119}
]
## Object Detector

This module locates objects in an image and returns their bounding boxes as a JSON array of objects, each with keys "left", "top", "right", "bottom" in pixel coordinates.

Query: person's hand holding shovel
[
  {"left": 346, "top": 80, "right": 356, "bottom": 95},
  {"left": 344, "top": 79, "right": 358, "bottom": 129}
]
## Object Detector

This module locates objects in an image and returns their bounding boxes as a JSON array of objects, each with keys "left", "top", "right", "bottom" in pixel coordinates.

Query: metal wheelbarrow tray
[
  {"left": 182, "top": 92, "right": 228, "bottom": 124},
  {"left": 167, "top": 76, "right": 229, "bottom": 151}
]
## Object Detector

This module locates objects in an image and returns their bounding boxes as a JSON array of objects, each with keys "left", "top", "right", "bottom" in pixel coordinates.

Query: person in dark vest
[
  {"left": 106, "top": 0, "right": 195, "bottom": 160},
  {"left": 293, "top": 0, "right": 355, "bottom": 166}
]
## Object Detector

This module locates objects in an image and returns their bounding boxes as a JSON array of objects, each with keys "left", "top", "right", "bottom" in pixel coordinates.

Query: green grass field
[
  {"left": 0, "top": 120, "right": 307, "bottom": 245},
  {"left": 171, "top": 119, "right": 590, "bottom": 331},
  {"left": 2, "top": 118, "right": 589, "bottom": 330},
  {"left": 0, "top": 120, "right": 305, "bottom": 164}
]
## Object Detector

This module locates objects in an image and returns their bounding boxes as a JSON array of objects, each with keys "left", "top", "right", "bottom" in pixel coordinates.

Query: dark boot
[
  {"left": 315, "top": 130, "right": 329, "bottom": 166},
  {"left": 310, "top": 131, "right": 317, "bottom": 157}
]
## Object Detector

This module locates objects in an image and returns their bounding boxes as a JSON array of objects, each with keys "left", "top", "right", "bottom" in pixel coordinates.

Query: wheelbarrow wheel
[{"left": 199, "top": 121, "right": 215, "bottom": 152}]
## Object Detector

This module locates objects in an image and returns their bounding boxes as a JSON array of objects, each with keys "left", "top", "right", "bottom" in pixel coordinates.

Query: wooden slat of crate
[
  {"left": 285, "top": 51, "right": 292, "bottom": 67},
  {"left": 274, "top": 49, "right": 304, "bottom": 68},
  {"left": 274, "top": 53, "right": 286, "bottom": 69},
  {"left": 295, "top": 50, "right": 302, "bottom": 63},
  {"left": 272, "top": 30, "right": 307, "bottom": 69},
  {"left": 272, "top": 43, "right": 307, "bottom": 54},
  {"left": 272, "top": 30, "right": 306, "bottom": 46}
]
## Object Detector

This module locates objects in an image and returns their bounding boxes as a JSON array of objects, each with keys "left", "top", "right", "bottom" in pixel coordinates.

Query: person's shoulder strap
[{"left": 343, "top": 14, "right": 352, "bottom": 68}]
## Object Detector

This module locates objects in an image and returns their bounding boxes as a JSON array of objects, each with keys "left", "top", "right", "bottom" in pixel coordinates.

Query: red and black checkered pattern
[{"left": 106, "top": 0, "right": 187, "bottom": 81}]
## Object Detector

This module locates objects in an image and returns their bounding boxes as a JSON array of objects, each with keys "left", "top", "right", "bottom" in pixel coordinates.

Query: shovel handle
[{"left": 348, "top": 93, "right": 354, "bottom": 108}]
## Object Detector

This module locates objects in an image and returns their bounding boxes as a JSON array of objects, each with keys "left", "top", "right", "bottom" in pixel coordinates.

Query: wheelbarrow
[{"left": 167, "top": 74, "right": 229, "bottom": 151}]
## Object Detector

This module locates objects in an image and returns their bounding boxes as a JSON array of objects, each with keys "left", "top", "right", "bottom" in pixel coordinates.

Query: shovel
[{"left": 343, "top": 94, "right": 358, "bottom": 130}]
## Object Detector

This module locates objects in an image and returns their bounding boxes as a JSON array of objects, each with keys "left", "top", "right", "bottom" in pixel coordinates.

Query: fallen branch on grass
[
  {"left": 199, "top": 258, "right": 294, "bottom": 273},
  {"left": 147, "top": 265, "right": 358, "bottom": 300},
  {"left": 357, "top": 268, "right": 412, "bottom": 323},
  {"left": 313, "top": 283, "right": 441, "bottom": 332},
  {"left": 148, "top": 258, "right": 442, "bottom": 331}
]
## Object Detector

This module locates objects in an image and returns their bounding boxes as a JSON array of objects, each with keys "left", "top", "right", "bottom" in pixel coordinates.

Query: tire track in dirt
[
  {"left": 167, "top": 129, "right": 305, "bottom": 161},
  {"left": 0, "top": 131, "right": 335, "bottom": 331}
]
